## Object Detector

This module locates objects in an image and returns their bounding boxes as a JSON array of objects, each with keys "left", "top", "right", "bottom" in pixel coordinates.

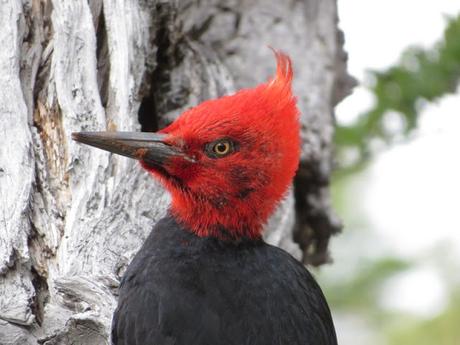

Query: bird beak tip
[{"left": 71, "top": 132, "right": 81, "bottom": 142}]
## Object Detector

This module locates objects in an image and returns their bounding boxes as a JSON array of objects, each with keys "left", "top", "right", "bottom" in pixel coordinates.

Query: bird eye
[
  {"left": 205, "top": 139, "right": 236, "bottom": 158},
  {"left": 214, "top": 141, "right": 230, "bottom": 155}
]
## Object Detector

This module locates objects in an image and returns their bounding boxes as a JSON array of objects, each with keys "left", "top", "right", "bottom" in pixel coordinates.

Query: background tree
[{"left": 0, "top": 0, "right": 353, "bottom": 343}]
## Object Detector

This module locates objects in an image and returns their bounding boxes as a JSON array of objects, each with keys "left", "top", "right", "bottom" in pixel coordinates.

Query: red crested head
[
  {"left": 72, "top": 50, "right": 300, "bottom": 240},
  {"left": 143, "top": 51, "right": 300, "bottom": 239}
]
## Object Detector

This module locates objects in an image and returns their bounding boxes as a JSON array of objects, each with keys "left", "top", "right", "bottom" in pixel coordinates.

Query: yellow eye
[
  {"left": 205, "top": 139, "right": 236, "bottom": 158},
  {"left": 213, "top": 141, "right": 231, "bottom": 156}
]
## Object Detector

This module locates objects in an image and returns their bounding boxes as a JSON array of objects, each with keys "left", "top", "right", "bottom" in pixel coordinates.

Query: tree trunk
[{"left": 0, "top": 0, "right": 353, "bottom": 343}]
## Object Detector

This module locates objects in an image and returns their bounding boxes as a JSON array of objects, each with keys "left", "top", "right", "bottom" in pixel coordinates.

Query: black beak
[{"left": 71, "top": 131, "right": 185, "bottom": 167}]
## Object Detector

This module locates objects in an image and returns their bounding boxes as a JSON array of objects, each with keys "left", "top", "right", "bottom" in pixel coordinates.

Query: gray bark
[{"left": 0, "top": 0, "right": 354, "bottom": 343}]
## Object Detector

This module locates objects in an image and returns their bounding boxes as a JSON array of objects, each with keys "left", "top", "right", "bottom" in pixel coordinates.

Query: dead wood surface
[{"left": 0, "top": 0, "right": 353, "bottom": 343}]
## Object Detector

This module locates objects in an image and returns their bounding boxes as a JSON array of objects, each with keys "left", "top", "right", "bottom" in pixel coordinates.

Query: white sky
[
  {"left": 333, "top": 0, "right": 460, "bottom": 335},
  {"left": 366, "top": 97, "right": 460, "bottom": 258}
]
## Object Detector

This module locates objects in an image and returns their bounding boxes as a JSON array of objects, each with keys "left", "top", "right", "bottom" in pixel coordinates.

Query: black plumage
[{"left": 112, "top": 215, "right": 337, "bottom": 345}]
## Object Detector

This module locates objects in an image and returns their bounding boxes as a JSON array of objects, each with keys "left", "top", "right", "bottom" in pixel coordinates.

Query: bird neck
[{"left": 169, "top": 193, "right": 268, "bottom": 241}]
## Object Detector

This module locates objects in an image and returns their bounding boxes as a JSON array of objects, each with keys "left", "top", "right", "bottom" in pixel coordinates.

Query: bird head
[{"left": 73, "top": 51, "right": 300, "bottom": 240}]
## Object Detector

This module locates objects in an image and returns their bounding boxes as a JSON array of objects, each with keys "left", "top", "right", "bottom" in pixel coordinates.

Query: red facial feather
[{"left": 142, "top": 51, "right": 300, "bottom": 240}]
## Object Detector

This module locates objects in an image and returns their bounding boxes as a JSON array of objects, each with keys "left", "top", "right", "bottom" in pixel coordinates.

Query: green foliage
[
  {"left": 336, "top": 14, "right": 460, "bottom": 169},
  {"left": 326, "top": 14, "right": 460, "bottom": 343}
]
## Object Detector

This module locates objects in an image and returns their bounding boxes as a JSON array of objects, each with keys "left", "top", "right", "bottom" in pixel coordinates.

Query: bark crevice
[
  {"left": 96, "top": 6, "right": 110, "bottom": 109},
  {"left": 139, "top": 2, "right": 185, "bottom": 132}
]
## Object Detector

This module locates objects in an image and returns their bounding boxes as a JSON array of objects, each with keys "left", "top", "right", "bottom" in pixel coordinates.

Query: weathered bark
[{"left": 0, "top": 0, "right": 353, "bottom": 343}]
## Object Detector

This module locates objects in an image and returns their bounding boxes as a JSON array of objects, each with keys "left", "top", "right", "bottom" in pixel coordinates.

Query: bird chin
[{"left": 140, "top": 160, "right": 184, "bottom": 189}]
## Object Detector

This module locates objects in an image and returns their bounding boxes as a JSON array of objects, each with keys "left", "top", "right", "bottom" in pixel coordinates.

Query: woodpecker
[{"left": 72, "top": 51, "right": 337, "bottom": 345}]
